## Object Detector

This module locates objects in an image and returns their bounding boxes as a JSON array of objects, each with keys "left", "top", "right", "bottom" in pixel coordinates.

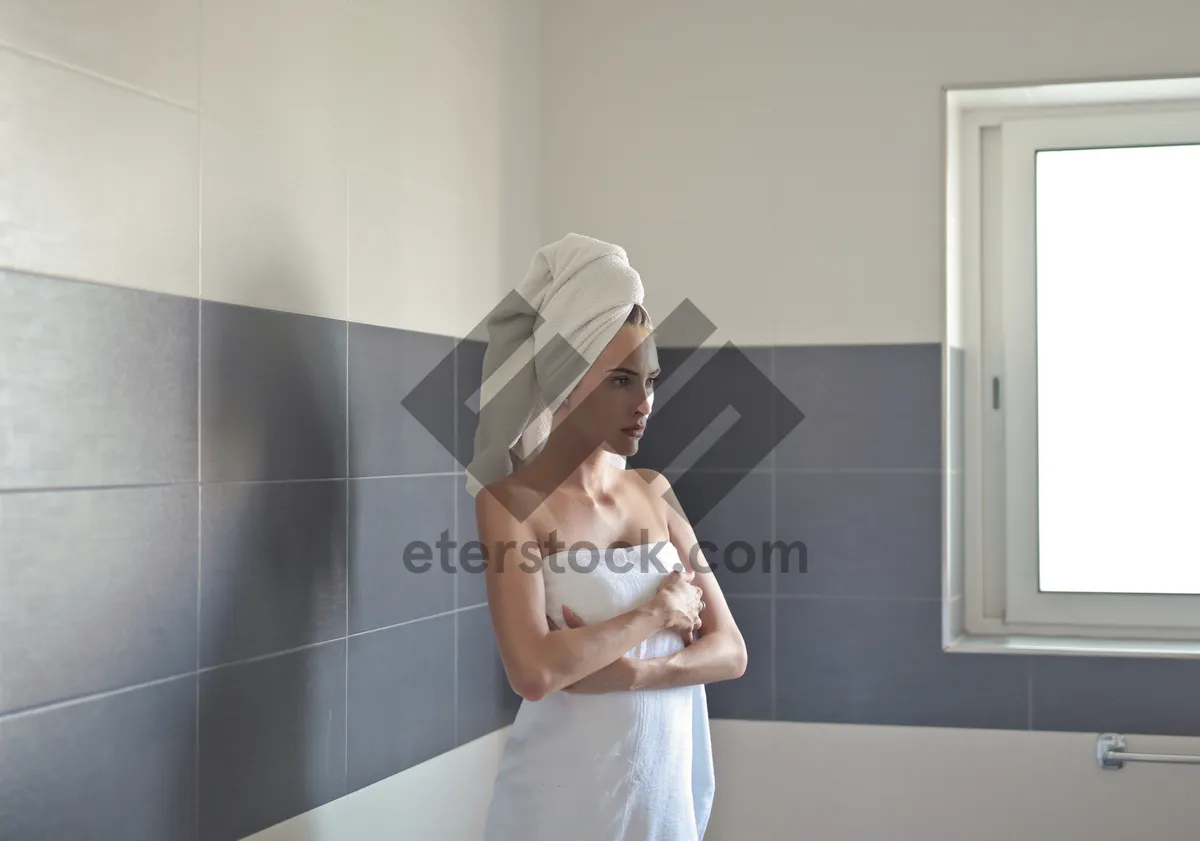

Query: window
[{"left": 944, "top": 77, "right": 1200, "bottom": 656}]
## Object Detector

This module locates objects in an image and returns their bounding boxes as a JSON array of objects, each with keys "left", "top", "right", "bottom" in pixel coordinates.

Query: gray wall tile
[
  {"left": 0, "top": 270, "right": 198, "bottom": 490},
  {"left": 198, "top": 642, "right": 346, "bottom": 841},
  {"left": 1032, "top": 655, "right": 1200, "bottom": 737},
  {"left": 0, "top": 486, "right": 198, "bottom": 715},
  {"left": 201, "top": 301, "right": 346, "bottom": 483},
  {"left": 200, "top": 481, "right": 347, "bottom": 668},
  {"left": 455, "top": 338, "right": 487, "bottom": 472},
  {"left": 453, "top": 339, "right": 487, "bottom": 607},
  {"left": 773, "top": 344, "right": 941, "bottom": 470},
  {"left": 630, "top": 346, "right": 779, "bottom": 473},
  {"left": 776, "top": 598, "right": 1028, "bottom": 729},
  {"left": 775, "top": 472, "right": 941, "bottom": 599},
  {"left": 31, "top": 268, "right": 1197, "bottom": 841},
  {"left": 706, "top": 596, "right": 773, "bottom": 721},
  {"left": 456, "top": 476, "right": 487, "bottom": 608},
  {"left": 668, "top": 470, "right": 774, "bottom": 596},
  {"left": 0, "top": 676, "right": 197, "bottom": 841},
  {"left": 948, "top": 346, "right": 964, "bottom": 472},
  {"left": 347, "top": 614, "right": 456, "bottom": 793},
  {"left": 456, "top": 606, "right": 520, "bottom": 745},
  {"left": 350, "top": 324, "right": 456, "bottom": 477},
  {"left": 948, "top": 470, "right": 964, "bottom": 600},
  {"left": 349, "top": 475, "right": 456, "bottom": 633}
]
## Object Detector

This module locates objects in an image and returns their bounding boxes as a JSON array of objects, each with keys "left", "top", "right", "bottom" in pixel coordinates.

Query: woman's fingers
[
  {"left": 562, "top": 605, "right": 586, "bottom": 628},
  {"left": 547, "top": 606, "right": 585, "bottom": 631}
]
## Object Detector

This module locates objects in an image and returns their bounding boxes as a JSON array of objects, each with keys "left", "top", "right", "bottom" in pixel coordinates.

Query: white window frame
[{"left": 944, "top": 76, "right": 1200, "bottom": 658}]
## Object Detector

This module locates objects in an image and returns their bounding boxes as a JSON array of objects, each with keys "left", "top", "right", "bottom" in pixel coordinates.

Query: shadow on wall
[{"left": 194, "top": 245, "right": 348, "bottom": 841}]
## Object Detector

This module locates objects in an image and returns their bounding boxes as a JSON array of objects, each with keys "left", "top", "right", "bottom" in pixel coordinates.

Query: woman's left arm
[
  {"left": 626, "top": 470, "right": 748, "bottom": 691},
  {"left": 557, "top": 471, "right": 749, "bottom": 695}
]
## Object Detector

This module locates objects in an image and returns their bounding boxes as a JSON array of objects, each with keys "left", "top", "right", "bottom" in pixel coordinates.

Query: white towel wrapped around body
[{"left": 465, "top": 233, "right": 645, "bottom": 498}]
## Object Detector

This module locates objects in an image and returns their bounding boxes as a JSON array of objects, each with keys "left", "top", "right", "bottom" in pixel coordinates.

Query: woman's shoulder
[
  {"left": 626, "top": 467, "right": 675, "bottom": 504},
  {"left": 628, "top": 466, "right": 671, "bottom": 491},
  {"left": 475, "top": 475, "right": 546, "bottom": 530},
  {"left": 625, "top": 468, "right": 690, "bottom": 528}
]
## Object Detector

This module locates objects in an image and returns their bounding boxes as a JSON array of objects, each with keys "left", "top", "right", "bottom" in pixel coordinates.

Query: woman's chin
[{"left": 611, "top": 437, "right": 640, "bottom": 457}]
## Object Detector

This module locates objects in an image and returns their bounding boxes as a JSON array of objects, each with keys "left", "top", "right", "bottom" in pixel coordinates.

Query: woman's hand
[
  {"left": 650, "top": 567, "right": 705, "bottom": 645},
  {"left": 547, "top": 606, "right": 637, "bottom": 693}
]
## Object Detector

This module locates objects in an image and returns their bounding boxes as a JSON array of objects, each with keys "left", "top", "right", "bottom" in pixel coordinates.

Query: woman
[{"left": 469, "top": 235, "right": 747, "bottom": 841}]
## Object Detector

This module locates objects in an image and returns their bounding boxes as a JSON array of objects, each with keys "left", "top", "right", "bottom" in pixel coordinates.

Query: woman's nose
[{"left": 638, "top": 389, "right": 654, "bottom": 416}]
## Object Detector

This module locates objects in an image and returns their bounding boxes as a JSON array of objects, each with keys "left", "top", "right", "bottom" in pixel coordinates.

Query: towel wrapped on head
[{"left": 465, "top": 233, "right": 645, "bottom": 498}]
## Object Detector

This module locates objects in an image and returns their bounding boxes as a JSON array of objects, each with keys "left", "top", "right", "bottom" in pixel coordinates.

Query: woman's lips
[{"left": 622, "top": 426, "right": 645, "bottom": 438}]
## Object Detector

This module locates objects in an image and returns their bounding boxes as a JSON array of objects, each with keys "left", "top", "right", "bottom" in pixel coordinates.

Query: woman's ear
[{"left": 549, "top": 392, "right": 571, "bottom": 426}]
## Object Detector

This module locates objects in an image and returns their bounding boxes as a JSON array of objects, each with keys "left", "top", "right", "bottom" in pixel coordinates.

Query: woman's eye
[{"left": 613, "top": 375, "right": 657, "bottom": 388}]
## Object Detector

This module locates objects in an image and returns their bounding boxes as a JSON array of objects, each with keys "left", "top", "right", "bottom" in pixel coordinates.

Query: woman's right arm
[{"left": 476, "top": 486, "right": 684, "bottom": 701}]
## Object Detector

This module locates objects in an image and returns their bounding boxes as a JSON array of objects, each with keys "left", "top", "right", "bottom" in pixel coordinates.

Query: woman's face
[{"left": 558, "top": 323, "right": 660, "bottom": 458}]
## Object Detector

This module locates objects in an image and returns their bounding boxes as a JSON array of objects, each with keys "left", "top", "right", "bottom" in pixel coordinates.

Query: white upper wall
[
  {"left": 0, "top": 0, "right": 541, "bottom": 337},
  {"left": 6, "top": 0, "right": 1198, "bottom": 341},
  {"left": 540, "top": 0, "right": 1200, "bottom": 347}
]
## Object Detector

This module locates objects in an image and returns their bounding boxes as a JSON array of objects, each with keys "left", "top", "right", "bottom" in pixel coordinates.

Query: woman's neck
[{"left": 524, "top": 429, "right": 617, "bottom": 499}]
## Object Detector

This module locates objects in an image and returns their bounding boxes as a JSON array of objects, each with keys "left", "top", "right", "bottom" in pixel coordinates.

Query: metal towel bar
[{"left": 1097, "top": 733, "right": 1200, "bottom": 769}]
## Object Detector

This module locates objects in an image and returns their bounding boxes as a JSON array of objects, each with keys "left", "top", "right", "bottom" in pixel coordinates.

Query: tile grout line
[
  {"left": 0, "top": 477, "right": 352, "bottom": 494},
  {"left": 195, "top": 6, "right": 203, "bottom": 832},
  {"left": 0, "top": 616, "right": 421, "bottom": 725},
  {"left": 0, "top": 670, "right": 199, "bottom": 722},
  {"left": 772, "top": 467, "right": 944, "bottom": 474},
  {"left": 1027, "top": 657, "right": 1034, "bottom": 730},
  {"left": 195, "top": 484, "right": 202, "bottom": 829},
  {"left": 348, "top": 605, "right": 487, "bottom": 637},
  {"left": 0, "top": 465, "right": 943, "bottom": 496},
  {"left": 215, "top": 633, "right": 373, "bottom": 676},
  {"left": 0, "top": 42, "right": 198, "bottom": 113},
  {"left": 342, "top": 157, "right": 351, "bottom": 785},
  {"left": 770, "top": 344, "right": 778, "bottom": 722},
  {"left": 344, "top": 314, "right": 351, "bottom": 787},
  {"left": 344, "top": 163, "right": 350, "bottom": 325},
  {"left": 453, "top": 341, "right": 460, "bottom": 748},
  {"left": 774, "top": 593, "right": 943, "bottom": 602}
]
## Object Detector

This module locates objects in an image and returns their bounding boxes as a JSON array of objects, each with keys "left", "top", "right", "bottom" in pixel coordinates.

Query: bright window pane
[{"left": 1035, "top": 143, "right": 1200, "bottom": 594}]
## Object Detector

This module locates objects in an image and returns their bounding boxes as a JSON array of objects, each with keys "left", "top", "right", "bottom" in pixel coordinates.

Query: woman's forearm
[
  {"left": 529, "top": 602, "right": 666, "bottom": 699},
  {"left": 629, "top": 630, "right": 747, "bottom": 691}
]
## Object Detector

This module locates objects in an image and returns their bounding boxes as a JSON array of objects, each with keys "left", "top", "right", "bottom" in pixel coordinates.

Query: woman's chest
[
  {"left": 525, "top": 483, "right": 669, "bottom": 557},
  {"left": 540, "top": 544, "right": 681, "bottom": 627}
]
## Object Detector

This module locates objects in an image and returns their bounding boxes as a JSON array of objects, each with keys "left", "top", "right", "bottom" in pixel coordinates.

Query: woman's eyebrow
[{"left": 607, "top": 366, "right": 662, "bottom": 376}]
